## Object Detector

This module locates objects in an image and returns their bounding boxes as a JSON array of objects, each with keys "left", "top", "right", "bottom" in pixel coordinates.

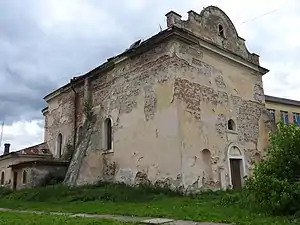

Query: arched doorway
[{"left": 227, "top": 145, "right": 245, "bottom": 189}]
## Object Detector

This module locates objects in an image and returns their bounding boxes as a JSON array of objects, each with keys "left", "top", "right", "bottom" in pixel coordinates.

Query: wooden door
[
  {"left": 13, "top": 172, "right": 17, "bottom": 190},
  {"left": 230, "top": 159, "right": 242, "bottom": 189}
]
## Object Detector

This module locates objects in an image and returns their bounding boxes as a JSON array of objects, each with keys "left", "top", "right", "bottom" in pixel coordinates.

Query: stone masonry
[{"left": 43, "top": 6, "right": 273, "bottom": 191}]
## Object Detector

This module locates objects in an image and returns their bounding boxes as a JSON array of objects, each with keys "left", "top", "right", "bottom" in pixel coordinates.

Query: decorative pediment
[{"left": 166, "top": 6, "right": 260, "bottom": 65}]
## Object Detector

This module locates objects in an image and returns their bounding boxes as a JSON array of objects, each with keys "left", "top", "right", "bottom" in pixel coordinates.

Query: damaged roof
[
  {"left": 16, "top": 142, "right": 51, "bottom": 156},
  {"left": 9, "top": 159, "right": 69, "bottom": 169},
  {"left": 0, "top": 142, "right": 52, "bottom": 160}
]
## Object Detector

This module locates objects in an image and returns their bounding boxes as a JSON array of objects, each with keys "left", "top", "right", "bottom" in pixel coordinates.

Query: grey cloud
[
  {"left": 1, "top": 0, "right": 300, "bottom": 126},
  {"left": 0, "top": 0, "right": 138, "bottom": 125}
]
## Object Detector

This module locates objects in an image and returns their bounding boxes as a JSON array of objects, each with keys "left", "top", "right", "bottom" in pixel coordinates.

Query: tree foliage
[{"left": 244, "top": 122, "right": 300, "bottom": 215}]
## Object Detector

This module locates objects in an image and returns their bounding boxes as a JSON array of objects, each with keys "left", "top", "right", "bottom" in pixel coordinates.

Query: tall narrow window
[
  {"left": 293, "top": 112, "right": 300, "bottom": 126},
  {"left": 22, "top": 170, "right": 27, "bottom": 184},
  {"left": 104, "top": 118, "right": 112, "bottom": 150},
  {"left": 1, "top": 172, "right": 4, "bottom": 185},
  {"left": 218, "top": 24, "right": 224, "bottom": 37},
  {"left": 267, "top": 109, "right": 276, "bottom": 122},
  {"left": 280, "top": 111, "right": 289, "bottom": 125},
  {"left": 57, "top": 133, "right": 63, "bottom": 157}
]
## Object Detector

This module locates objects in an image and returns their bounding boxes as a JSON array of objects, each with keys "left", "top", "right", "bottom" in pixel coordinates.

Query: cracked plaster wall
[
  {"left": 173, "top": 40, "right": 271, "bottom": 190},
  {"left": 45, "top": 85, "right": 85, "bottom": 157},
  {"left": 62, "top": 38, "right": 272, "bottom": 190},
  {"left": 46, "top": 6, "right": 275, "bottom": 191},
  {"left": 13, "top": 165, "right": 68, "bottom": 190},
  {"left": 74, "top": 40, "right": 184, "bottom": 187},
  {"left": 47, "top": 42, "right": 272, "bottom": 190},
  {"left": 0, "top": 155, "right": 54, "bottom": 189}
]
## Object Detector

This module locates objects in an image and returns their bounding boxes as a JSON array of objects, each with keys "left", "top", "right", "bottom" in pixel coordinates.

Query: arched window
[
  {"left": 228, "top": 119, "right": 236, "bottom": 131},
  {"left": 202, "top": 149, "right": 213, "bottom": 182},
  {"left": 1, "top": 172, "right": 4, "bottom": 185},
  {"left": 57, "top": 133, "right": 63, "bottom": 157},
  {"left": 22, "top": 170, "right": 27, "bottom": 184},
  {"left": 104, "top": 118, "right": 112, "bottom": 150},
  {"left": 77, "top": 126, "right": 83, "bottom": 143},
  {"left": 218, "top": 24, "right": 224, "bottom": 37}
]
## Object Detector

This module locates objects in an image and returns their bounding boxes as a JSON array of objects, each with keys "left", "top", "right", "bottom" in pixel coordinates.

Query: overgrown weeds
[
  {"left": 0, "top": 182, "right": 184, "bottom": 203},
  {"left": 0, "top": 183, "right": 298, "bottom": 225}
]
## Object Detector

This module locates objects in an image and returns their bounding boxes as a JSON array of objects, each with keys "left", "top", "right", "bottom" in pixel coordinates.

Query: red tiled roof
[
  {"left": 0, "top": 142, "right": 52, "bottom": 159},
  {"left": 16, "top": 142, "right": 52, "bottom": 156}
]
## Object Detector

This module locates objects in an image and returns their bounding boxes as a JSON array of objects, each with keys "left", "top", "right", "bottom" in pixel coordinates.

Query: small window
[
  {"left": 218, "top": 24, "right": 224, "bottom": 37},
  {"left": 104, "top": 118, "right": 112, "bottom": 150},
  {"left": 280, "top": 111, "right": 289, "bottom": 125},
  {"left": 292, "top": 112, "right": 300, "bottom": 126},
  {"left": 1, "top": 172, "right": 4, "bottom": 185},
  {"left": 22, "top": 170, "right": 27, "bottom": 184},
  {"left": 228, "top": 119, "right": 236, "bottom": 131},
  {"left": 267, "top": 109, "right": 276, "bottom": 122}
]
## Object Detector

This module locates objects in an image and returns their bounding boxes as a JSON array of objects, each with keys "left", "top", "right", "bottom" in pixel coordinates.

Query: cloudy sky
[{"left": 0, "top": 0, "right": 299, "bottom": 152}]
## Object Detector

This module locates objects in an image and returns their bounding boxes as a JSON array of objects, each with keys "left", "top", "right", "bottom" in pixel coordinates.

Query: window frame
[
  {"left": 267, "top": 108, "right": 276, "bottom": 122},
  {"left": 292, "top": 112, "right": 300, "bottom": 126},
  {"left": 102, "top": 117, "right": 113, "bottom": 153},
  {"left": 280, "top": 110, "right": 289, "bottom": 125}
]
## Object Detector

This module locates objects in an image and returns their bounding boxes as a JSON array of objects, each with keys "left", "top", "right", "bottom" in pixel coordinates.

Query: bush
[
  {"left": 244, "top": 122, "right": 300, "bottom": 215},
  {"left": 0, "top": 186, "right": 13, "bottom": 197},
  {"left": 39, "top": 172, "right": 65, "bottom": 187}
]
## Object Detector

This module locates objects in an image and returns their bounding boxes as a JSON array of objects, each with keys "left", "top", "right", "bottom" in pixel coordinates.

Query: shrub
[
  {"left": 244, "top": 122, "right": 300, "bottom": 215},
  {"left": 40, "top": 172, "right": 65, "bottom": 187},
  {"left": 0, "top": 186, "right": 13, "bottom": 196}
]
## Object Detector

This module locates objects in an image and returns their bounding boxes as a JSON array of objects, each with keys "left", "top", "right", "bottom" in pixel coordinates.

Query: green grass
[
  {"left": 0, "top": 183, "right": 298, "bottom": 225},
  {"left": 0, "top": 211, "right": 136, "bottom": 225}
]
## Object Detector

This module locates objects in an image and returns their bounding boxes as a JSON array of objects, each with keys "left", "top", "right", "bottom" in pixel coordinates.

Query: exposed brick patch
[
  {"left": 179, "top": 44, "right": 204, "bottom": 59},
  {"left": 215, "top": 74, "right": 226, "bottom": 89},
  {"left": 253, "top": 80, "right": 264, "bottom": 103},
  {"left": 232, "top": 97, "right": 264, "bottom": 143},
  {"left": 134, "top": 172, "right": 151, "bottom": 185},
  {"left": 143, "top": 86, "right": 157, "bottom": 121},
  {"left": 191, "top": 58, "right": 213, "bottom": 77},
  {"left": 216, "top": 114, "right": 226, "bottom": 136},
  {"left": 174, "top": 78, "right": 229, "bottom": 120},
  {"left": 103, "top": 157, "right": 117, "bottom": 182}
]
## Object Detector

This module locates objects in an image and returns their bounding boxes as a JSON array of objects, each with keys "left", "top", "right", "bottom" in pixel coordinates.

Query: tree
[{"left": 244, "top": 122, "right": 300, "bottom": 215}]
